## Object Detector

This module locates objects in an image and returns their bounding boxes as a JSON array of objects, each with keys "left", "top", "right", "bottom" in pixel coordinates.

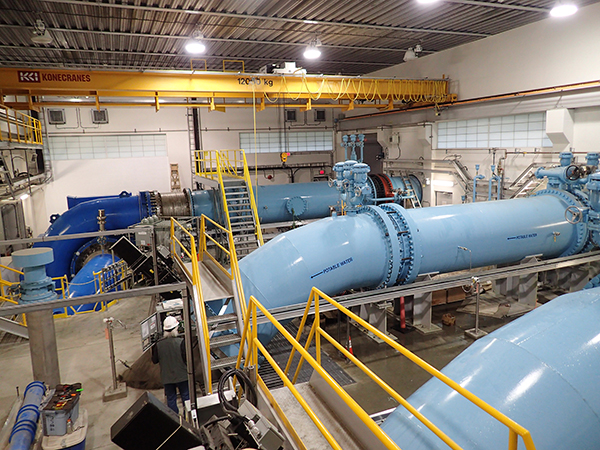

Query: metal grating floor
[{"left": 259, "top": 321, "right": 355, "bottom": 390}]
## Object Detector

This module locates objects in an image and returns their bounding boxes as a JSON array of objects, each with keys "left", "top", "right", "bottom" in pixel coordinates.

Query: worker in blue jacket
[{"left": 151, "top": 315, "right": 189, "bottom": 414}]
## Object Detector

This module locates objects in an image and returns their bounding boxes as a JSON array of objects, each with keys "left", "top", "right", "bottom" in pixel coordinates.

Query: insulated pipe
[
  {"left": 9, "top": 381, "right": 45, "bottom": 450},
  {"left": 380, "top": 287, "right": 600, "bottom": 450}
]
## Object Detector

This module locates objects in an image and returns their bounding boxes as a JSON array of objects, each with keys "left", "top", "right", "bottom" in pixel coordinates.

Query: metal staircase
[
  {"left": 508, "top": 163, "right": 545, "bottom": 198},
  {"left": 222, "top": 178, "right": 261, "bottom": 259},
  {"left": 400, "top": 171, "right": 422, "bottom": 208},
  {"left": 171, "top": 216, "right": 248, "bottom": 394}
]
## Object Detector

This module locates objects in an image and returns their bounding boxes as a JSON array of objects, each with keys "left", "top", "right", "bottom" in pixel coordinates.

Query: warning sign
[{"left": 18, "top": 71, "right": 40, "bottom": 83}]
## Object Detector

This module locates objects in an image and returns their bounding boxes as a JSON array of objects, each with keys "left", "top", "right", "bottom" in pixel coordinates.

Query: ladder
[
  {"left": 222, "top": 178, "right": 261, "bottom": 259},
  {"left": 400, "top": 172, "right": 422, "bottom": 208}
]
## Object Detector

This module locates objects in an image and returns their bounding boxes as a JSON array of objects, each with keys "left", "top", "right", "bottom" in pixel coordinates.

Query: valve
[{"left": 565, "top": 205, "right": 584, "bottom": 224}]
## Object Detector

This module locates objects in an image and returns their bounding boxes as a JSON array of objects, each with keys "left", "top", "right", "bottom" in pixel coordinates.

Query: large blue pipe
[
  {"left": 40, "top": 175, "right": 420, "bottom": 280},
  {"left": 9, "top": 381, "right": 46, "bottom": 450},
  {"left": 380, "top": 286, "right": 600, "bottom": 450},
  {"left": 40, "top": 195, "right": 144, "bottom": 279},
  {"left": 239, "top": 191, "right": 587, "bottom": 334}
]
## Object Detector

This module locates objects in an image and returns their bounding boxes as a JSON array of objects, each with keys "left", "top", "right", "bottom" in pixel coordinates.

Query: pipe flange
[
  {"left": 358, "top": 205, "right": 401, "bottom": 289},
  {"left": 570, "top": 188, "right": 597, "bottom": 251},
  {"left": 286, "top": 196, "right": 307, "bottom": 216},
  {"left": 534, "top": 188, "right": 588, "bottom": 257},
  {"left": 378, "top": 203, "right": 420, "bottom": 284}
]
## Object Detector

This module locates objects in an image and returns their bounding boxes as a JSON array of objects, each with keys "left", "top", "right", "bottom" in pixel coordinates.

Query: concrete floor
[{"left": 0, "top": 291, "right": 522, "bottom": 450}]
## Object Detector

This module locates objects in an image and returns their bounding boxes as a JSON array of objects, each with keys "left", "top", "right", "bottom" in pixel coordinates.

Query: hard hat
[{"left": 163, "top": 316, "right": 179, "bottom": 332}]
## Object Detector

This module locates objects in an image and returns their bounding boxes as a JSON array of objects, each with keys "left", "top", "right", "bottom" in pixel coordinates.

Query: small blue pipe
[
  {"left": 9, "top": 381, "right": 45, "bottom": 450},
  {"left": 473, "top": 174, "right": 484, "bottom": 203}
]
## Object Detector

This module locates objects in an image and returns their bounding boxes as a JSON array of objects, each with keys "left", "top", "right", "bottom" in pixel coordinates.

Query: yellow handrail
[
  {"left": 285, "top": 287, "right": 537, "bottom": 450},
  {"left": 237, "top": 295, "right": 400, "bottom": 450},
  {"left": 198, "top": 213, "right": 248, "bottom": 326},
  {"left": 0, "top": 105, "right": 43, "bottom": 145},
  {"left": 240, "top": 151, "right": 264, "bottom": 245},
  {"left": 195, "top": 149, "right": 264, "bottom": 246},
  {"left": 170, "top": 217, "right": 213, "bottom": 390}
]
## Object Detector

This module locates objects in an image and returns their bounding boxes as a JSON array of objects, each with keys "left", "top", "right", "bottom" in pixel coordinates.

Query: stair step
[
  {"left": 231, "top": 226, "right": 255, "bottom": 232},
  {"left": 207, "top": 312, "right": 238, "bottom": 326},
  {"left": 210, "top": 333, "right": 242, "bottom": 348},
  {"left": 211, "top": 355, "right": 242, "bottom": 371},
  {"left": 230, "top": 214, "right": 253, "bottom": 220}
]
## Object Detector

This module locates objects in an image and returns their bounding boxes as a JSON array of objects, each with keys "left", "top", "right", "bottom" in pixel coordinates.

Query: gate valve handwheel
[{"left": 565, "top": 205, "right": 584, "bottom": 224}]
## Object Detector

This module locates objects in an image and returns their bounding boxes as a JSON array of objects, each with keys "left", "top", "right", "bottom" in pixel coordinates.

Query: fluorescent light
[
  {"left": 20, "top": 193, "right": 29, "bottom": 200},
  {"left": 550, "top": 3, "right": 578, "bottom": 16},
  {"left": 185, "top": 40, "right": 206, "bottom": 54},
  {"left": 432, "top": 179, "right": 454, "bottom": 187},
  {"left": 417, "top": 0, "right": 441, "bottom": 4},
  {"left": 303, "top": 20, "right": 319, "bottom": 24}
]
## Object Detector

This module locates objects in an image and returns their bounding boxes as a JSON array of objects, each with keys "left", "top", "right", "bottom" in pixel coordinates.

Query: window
[
  {"left": 240, "top": 130, "right": 333, "bottom": 153},
  {"left": 48, "top": 133, "right": 167, "bottom": 160},
  {"left": 437, "top": 113, "right": 552, "bottom": 149}
]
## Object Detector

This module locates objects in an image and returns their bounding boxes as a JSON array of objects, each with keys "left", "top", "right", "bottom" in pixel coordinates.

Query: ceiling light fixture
[
  {"left": 303, "top": 37, "right": 322, "bottom": 59},
  {"left": 31, "top": 19, "right": 53, "bottom": 44},
  {"left": 403, "top": 44, "right": 422, "bottom": 62},
  {"left": 550, "top": 2, "right": 578, "bottom": 16},
  {"left": 417, "top": 0, "right": 441, "bottom": 4},
  {"left": 185, "top": 29, "right": 206, "bottom": 54}
]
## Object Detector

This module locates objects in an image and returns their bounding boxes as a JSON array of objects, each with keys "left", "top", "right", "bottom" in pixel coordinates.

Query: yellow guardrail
[
  {"left": 194, "top": 149, "right": 264, "bottom": 246},
  {"left": 170, "top": 217, "right": 214, "bottom": 391},
  {"left": 263, "top": 287, "right": 536, "bottom": 450},
  {"left": 0, "top": 105, "right": 43, "bottom": 145},
  {"left": 0, "top": 265, "right": 72, "bottom": 324},
  {"left": 199, "top": 214, "right": 247, "bottom": 320}
]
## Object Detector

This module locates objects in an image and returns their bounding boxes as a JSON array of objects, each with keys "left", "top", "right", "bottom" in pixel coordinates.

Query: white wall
[
  {"left": 26, "top": 106, "right": 187, "bottom": 235},
  {"left": 370, "top": 3, "right": 600, "bottom": 100},
  {"left": 197, "top": 106, "right": 335, "bottom": 185}
]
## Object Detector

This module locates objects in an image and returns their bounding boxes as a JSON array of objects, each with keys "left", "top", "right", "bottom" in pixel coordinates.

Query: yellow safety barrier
[
  {"left": 194, "top": 149, "right": 264, "bottom": 246},
  {"left": 170, "top": 217, "right": 213, "bottom": 390},
  {"left": 0, "top": 265, "right": 71, "bottom": 324},
  {"left": 269, "top": 287, "right": 537, "bottom": 450},
  {"left": 0, "top": 105, "right": 43, "bottom": 145}
]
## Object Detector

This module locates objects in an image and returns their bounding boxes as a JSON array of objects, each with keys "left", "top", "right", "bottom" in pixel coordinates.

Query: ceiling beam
[
  {"left": 443, "top": 0, "right": 548, "bottom": 13},
  {"left": 0, "top": 45, "right": 395, "bottom": 69},
  {"left": 0, "top": 24, "right": 427, "bottom": 54},
  {"left": 40, "top": 0, "right": 490, "bottom": 38}
]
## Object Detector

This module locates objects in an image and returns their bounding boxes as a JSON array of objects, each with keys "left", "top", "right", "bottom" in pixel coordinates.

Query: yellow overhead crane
[{"left": 0, "top": 67, "right": 456, "bottom": 112}]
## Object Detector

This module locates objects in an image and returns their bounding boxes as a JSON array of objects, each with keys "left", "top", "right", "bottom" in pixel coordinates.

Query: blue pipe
[
  {"left": 37, "top": 195, "right": 144, "bottom": 279},
  {"left": 54, "top": 253, "right": 118, "bottom": 315},
  {"left": 380, "top": 286, "right": 600, "bottom": 450},
  {"left": 9, "top": 381, "right": 46, "bottom": 450},
  {"left": 238, "top": 189, "right": 588, "bottom": 343},
  {"left": 41, "top": 175, "right": 421, "bottom": 280},
  {"left": 473, "top": 174, "right": 484, "bottom": 203}
]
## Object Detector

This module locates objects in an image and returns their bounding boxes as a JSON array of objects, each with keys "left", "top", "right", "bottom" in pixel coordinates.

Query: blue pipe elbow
[
  {"left": 9, "top": 381, "right": 45, "bottom": 450},
  {"left": 37, "top": 195, "right": 145, "bottom": 278},
  {"left": 381, "top": 287, "right": 600, "bottom": 450}
]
